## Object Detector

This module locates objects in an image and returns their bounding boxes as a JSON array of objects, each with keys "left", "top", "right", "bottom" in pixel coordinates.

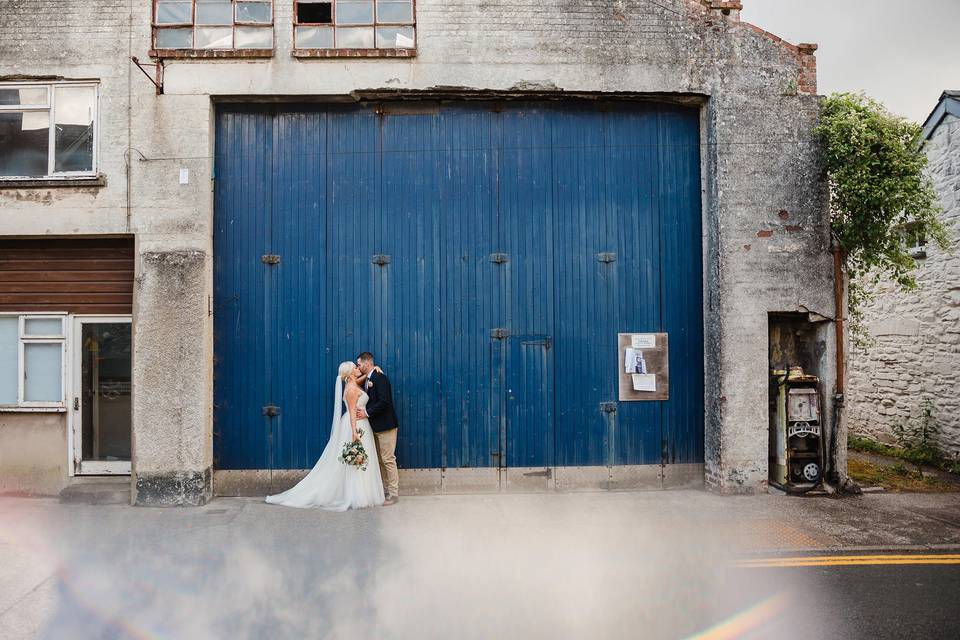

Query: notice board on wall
[{"left": 618, "top": 333, "right": 669, "bottom": 401}]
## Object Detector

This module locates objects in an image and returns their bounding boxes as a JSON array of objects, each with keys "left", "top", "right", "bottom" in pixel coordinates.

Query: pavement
[{"left": 1, "top": 490, "right": 959, "bottom": 639}]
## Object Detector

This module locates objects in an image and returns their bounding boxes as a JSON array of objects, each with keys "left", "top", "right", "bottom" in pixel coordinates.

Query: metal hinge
[
  {"left": 600, "top": 402, "right": 618, "bottom": 413},
  {"left": 261, "top": 254, "right": 280, "bottom": 265},
  {"left": 262, "top": 405, "right": 280, "bottom": 417},
  {"left": 490, "top": 328, "right": 510, "bottom": 339},
  {"left": 73, "top": 397, "right": 79, "bottom": 411},
  {"left": 372, "top": 254, "right": 391, "bottom": 266},
  {"left": 489, "top": 253, "right": 509, "bottom": 264},
  {"left": 597, "top": 252, "right": 617, "bottom": 263}
]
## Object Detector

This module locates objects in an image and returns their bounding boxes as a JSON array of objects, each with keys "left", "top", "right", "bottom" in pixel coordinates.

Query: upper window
[
  {"left": 294, "top": 0, "right": 415, "bottom": 52},
  {"left": 0, "top": 314, "right": 66, "bottom": 409},
  {"left": 153, "top": 0, "right": 274, "bottom": 51},
  {"left": 0, "top": 82, "right": 98, "bottom": 180}
]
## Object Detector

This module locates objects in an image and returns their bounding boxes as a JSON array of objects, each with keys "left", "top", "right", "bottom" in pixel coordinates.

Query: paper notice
[
  {"left": 631, "top": 334, "right": 656, "bottom": 350},
  {"left": 632, "top": 374, "right": 656, "bottom": 392}
]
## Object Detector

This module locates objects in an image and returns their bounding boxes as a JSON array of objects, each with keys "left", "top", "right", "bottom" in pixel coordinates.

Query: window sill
[
  {"left": 150, "top": 48, "right": 274, "bottom": 59},
  {"left": 0, "top": 406, "right": 67, "bottom": 413},
  {"left": 293, "top": 48, "right": 416, "bottom": 59},
  {"left": 0, "top": 175, "right": 106, "bottom": 190}
]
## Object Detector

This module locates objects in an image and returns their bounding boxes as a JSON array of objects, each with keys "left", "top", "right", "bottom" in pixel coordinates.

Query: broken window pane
[
  {"left": 0, "top": 111, "right": 49, "bottom": 177},
  {"left": 196, "top": 0, "right": 233, "bottom": 25},
  {"left": 54, "top": 85, "right": 95, "bottom": 173},
  {"left": 195, "top": 26, "right": 233, "bottom": 49},
  {"left": 236, "top": 1, "right": 272, "bottom": 23},
  {"left": 376, "top": 26, "right": 414, "bottom": 48},
  {"left": 297, "top": 1, "right": 332, "bottom": 24},
  {"left": 155, "top": 27, "right": 193, "bottom": 48},
  {"left": 156, "top": 0, "right": 193, "bottom": 24},
  {"left": 376, "top": 1, "right": 413, "bottom": 24},
  {"left": 24, "top": 343, "right": 62, "bottom": 403},
  {"left": 24, "top": 318, "right": 63, "bottom": 336},
  {"left": 0, "top": 318, "right": 16, "bottom": 404},
  {"left": 335, "top": 26, "right": 374, "bottom": 47},
  {"left": 0, "top": 87, "right": 48, "bottom": 107},
  {"left": 235, "top": 26, "right": 273, "bottom": 49},
  {"left": 336, "top": 1, "right": 374, "bottom": 25},
  {"left": 295, "top": 25, "right": 333, "bottom": 48}
]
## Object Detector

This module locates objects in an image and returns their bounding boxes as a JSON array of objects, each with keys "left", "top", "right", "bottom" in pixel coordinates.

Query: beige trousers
[{"left": 374, "top": 428, "right": 399, "bottom": 497}]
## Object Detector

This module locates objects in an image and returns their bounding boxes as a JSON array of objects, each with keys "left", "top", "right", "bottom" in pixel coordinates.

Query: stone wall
[
  {"left": 0, "top": 0, "right": 836, "bottom": 500},
  {"left": 847, "top": 113, "right": 960, "bottom": 458}
]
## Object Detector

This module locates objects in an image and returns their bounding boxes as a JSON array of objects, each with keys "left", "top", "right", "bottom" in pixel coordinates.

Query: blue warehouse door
[{"left": 213, "top": 101, "right": 703, "bottom": 477}]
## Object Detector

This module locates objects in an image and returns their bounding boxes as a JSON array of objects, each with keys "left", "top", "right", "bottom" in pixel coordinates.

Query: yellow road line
[{"left": 739, "top": 554, "right": 960, "bottom": 568}]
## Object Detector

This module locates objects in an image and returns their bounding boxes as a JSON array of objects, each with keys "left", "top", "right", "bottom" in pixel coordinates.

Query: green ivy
[{"left": 815, "top": 93, "right": 950, "bottom": 341}]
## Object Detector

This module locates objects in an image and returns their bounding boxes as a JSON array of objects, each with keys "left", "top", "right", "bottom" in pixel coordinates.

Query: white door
[{"left": 72, "top": 316, "right": 131, "bottom": 474}]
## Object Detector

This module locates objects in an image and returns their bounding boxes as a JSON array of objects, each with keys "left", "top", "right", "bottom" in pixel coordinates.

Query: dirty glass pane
[
  {"left": 0, "top": 87, "right": 48, "bottom": 107},
  {"left": 235, "top": 26, "right": 273, "bottom": 49},
  {"left": 81, "top": 323, "right": 132, "bottom": 461},
  {"left": 155, "top": 27, "right": 193, "bottom": 48},
  {"left": 295, "top": 25, "right": 333, "bottom": 48},
  {"left": 336, "top": 1, "right": 374, "bottom": 25},
  {"left": 195, "top": 26, "right": 233, "bottom": 48},
  {"left": 236, "top": 1, "right": 272, "bottom": 23},
  {"left": 335, "top": 26, "right": 374, "bottom": 48},
  {"left": 196, "top": 0, "right": 233, "bottom": 25},
  {"left": 0, "top": 111, "right": 50, "bottom": 177},
  {"left": 376, "top": 1, "right": 413, "bottom": 24},
  {"left": 156, "top": 0, "right": 193, "bottom": 24},
  {"left": 0, "top": 317, "right": 16, "bottom": 404},
  {"left": 376, "top": 26, "right": 414, "bottom": 48},
  {"left": 24, "top": 318, "right": 63, "bottom": 336},
  {"left": 24, "top": 343, "right": 62, "bottom": 403},
  {"left": 54, "top": 85, "right": 95, "bottom": 173}
]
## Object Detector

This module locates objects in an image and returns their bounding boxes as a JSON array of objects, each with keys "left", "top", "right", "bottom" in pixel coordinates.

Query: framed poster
[{"left": 618, "top": 333, "right": 669, "bottom": 401}]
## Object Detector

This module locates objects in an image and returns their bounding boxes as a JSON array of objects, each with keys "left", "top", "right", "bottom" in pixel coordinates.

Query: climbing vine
[{"left": 815, "top": 92, "right": 950, "bottom": 341}]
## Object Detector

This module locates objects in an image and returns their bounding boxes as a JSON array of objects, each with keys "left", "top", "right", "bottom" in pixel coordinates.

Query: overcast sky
[{"left": 739, "top": 0, "right": 960, "bottom": 123}]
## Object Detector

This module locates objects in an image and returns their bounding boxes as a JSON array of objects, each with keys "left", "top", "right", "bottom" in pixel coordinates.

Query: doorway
[{"left": 72, "top": 317, "right": 132, "bottom": 474}]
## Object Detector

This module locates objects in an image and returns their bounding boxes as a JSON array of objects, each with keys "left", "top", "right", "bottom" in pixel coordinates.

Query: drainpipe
[{"left": 831, "top": 243, "right": 846, "bottom": 484}]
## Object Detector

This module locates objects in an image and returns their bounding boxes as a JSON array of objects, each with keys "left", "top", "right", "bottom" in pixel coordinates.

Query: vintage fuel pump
[{"left": 770, "top": 367, "right": 824, "bottom": 492}]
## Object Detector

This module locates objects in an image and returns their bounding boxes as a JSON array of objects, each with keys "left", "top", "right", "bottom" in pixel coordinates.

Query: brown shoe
[{"left": 383, "top": 495, "right": 399, "bottom": 506}]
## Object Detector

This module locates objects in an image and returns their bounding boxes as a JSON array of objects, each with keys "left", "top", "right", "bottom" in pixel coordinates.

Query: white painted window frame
[
  {"left": 70, "top": 315, "right": 132, "bottom": 476},
  {"left": 0, "top": 312, "right": 68, "bottom": 411},
  {"left": 0, "top": 80, "right": 100, "bottom": 181}
]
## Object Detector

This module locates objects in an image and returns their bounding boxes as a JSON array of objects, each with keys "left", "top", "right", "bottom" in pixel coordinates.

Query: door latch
[
  {"left": 262, "top": 405, "right": 280, "bottom": 417},
  {"left": 489, "top": 253, "right": 509, "bottom": 264},
  {"left": 600, "top": 402, "right": 617, "bottom": 413},
  {"left": 596, "top": 252, "right": 617, "bottom": 263},
  {"left": 261, "top": 254, "right": 280, "bottom": 265},
  {"left": 490, "top": 328, "right": 510, "bottom": 339},
  {"left": 372, "top": 254, "right": 391, "bottom": 266},
  {"left": 73, "top": 397, "right": 79, "bottom": 411}
]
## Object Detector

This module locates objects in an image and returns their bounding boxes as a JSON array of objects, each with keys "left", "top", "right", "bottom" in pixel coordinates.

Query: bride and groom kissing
[{"left": 266, "top": 352, "right": 400, "bottom": 510}]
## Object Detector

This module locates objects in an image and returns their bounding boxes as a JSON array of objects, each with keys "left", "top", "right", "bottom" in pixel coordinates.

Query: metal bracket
[
  {"left": 261, "top": 254, "right": 280, "bottom": 265},
  {"left": 600, "top": 402, "right": 618, "bottom": 413},
  {"left": 489, "top": 253, "right": 510, "bottom": 264},
  {"left": 262, "top": 405, "right": 280, "bottom": 417},
  {"left": 597, "top": 252, "right": 617, "bottom": 263},
  {"left": 490, "top": 328, "right": 510, "bottom": 339},
  {"left": 372, "top": 254, "right": 391, "bottom": 266},
  {"left": 131, "top": 56, "right": 164, "bottom": 95}
]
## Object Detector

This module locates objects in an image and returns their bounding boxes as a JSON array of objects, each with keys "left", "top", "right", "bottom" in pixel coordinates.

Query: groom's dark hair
[{"left": 357, "top": 352, "right": 375, "bottom": 363}]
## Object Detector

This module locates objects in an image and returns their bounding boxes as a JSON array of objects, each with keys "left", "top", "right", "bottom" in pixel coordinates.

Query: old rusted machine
[{"left": 770, "top": 367, "right": 824, "bottom": 492}]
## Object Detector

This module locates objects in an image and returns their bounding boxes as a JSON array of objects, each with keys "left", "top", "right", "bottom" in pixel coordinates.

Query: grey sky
[{"left": 739, "top": 0, "right": 960, "bottom": 123}]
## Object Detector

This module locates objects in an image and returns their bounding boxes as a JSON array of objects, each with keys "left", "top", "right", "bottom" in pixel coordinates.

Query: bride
[{"left": 266, "top": 361, "right": 386, "bottom": 510}]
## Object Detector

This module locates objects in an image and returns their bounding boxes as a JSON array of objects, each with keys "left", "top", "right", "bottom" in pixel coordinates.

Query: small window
[
  {"left": 154, "top": 0, "right": 274, "bottom": 51},
  {"left": 294, "top": 0, "right": 415, "bottom": 52},
  {"left": 0, "top": 82, "right": 98, "bottom": 180},
  {"left": 902, "top": 224, "right": 928, "bottom": 260},
  {"left": 0, "top": 314, "right": 66, "bottom": 409}
]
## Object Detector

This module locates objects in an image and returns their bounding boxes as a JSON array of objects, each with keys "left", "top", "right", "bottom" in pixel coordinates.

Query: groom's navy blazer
[{"left": 366, "top": 370, "right": 399, "bottom": 433}]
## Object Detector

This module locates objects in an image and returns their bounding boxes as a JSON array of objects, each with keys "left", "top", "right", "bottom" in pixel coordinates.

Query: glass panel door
[{"left": 73, "top": 317, "right": 132, "bottom": 474}]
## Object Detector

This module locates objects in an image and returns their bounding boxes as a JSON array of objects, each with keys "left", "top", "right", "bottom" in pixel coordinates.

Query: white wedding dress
[{"left": 266, "top": 384, "right": 385, "bottom": 511}]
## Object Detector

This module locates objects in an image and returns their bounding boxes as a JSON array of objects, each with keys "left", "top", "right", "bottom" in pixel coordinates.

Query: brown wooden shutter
[{"left": 0, "top": 238, "right": 134, "bottom": 314}]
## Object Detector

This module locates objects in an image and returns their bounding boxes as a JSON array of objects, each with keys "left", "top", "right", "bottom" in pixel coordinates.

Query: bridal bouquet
[{"left": 339, "top": 429, "right": 369, "bottom": 471}]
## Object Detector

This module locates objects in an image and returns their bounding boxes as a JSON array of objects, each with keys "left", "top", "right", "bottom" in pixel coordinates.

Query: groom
[{"left": 356, "top": 352, "right": 400, "bottom": 505}]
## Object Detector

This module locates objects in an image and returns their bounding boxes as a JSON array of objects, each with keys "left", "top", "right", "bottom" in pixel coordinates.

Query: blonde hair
[{"left": 338, "top": 361, "right": 356, "bottom": 382}]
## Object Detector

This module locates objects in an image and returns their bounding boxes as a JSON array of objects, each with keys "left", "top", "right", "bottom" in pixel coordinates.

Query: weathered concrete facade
[
  {"left": 0, "top": 0, "right": 836, "bottom": 503},
  {"left": 847, "top": 94, "right": 960, "bottom": 457}
]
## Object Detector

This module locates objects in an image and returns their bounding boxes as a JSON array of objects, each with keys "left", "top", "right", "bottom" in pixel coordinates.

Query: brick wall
[{"left": 847, "top": 113, "right": 960, "bottom": 457}]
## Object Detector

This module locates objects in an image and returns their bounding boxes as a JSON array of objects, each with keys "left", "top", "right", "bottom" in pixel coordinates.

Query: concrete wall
[
  {"left": 847, "top": 113, "right": 960, "bottom": 458},
  {"left": 0, "top": 0, "right": 836, "bottom": 501},
  {"left": 0, "top": 413, "right": 69, "bottom": 496}
]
